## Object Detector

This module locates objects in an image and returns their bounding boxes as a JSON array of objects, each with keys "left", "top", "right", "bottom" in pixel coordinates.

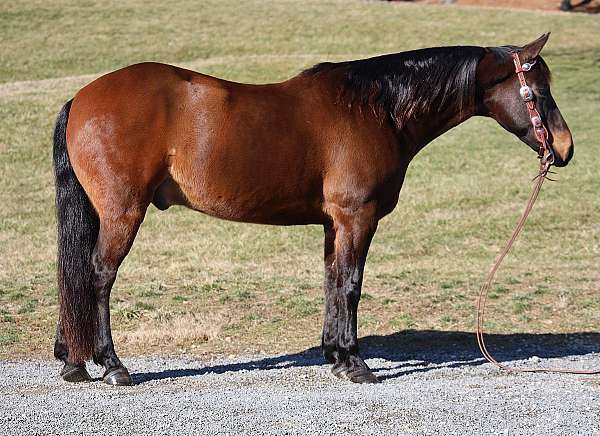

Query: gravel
[{"left": 1, "top": 332, "right": 599, "bottom": 435}]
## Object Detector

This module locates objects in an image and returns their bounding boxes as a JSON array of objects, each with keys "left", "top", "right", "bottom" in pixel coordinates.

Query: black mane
[{"left": 303, "top": 46, "right": 487, "bottom": 128}]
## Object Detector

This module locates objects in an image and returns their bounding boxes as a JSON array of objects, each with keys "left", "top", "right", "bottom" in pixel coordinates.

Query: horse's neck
[{"left": 401, "top": 104, "right": 476, "bottom": 154}]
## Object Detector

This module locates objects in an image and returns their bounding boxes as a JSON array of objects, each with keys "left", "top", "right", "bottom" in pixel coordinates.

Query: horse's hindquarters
[{"left": 66, "top": 63, "right": 186, "bottom": 217}]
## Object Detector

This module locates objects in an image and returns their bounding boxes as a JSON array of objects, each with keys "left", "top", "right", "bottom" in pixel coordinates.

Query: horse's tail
[{"left": 53, "top": 99, "right": 99, "bottom": 363}]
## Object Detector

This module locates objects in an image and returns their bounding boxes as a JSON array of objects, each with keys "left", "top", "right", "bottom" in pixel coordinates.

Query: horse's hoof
[
  {"left": 331, "top": 360, "right": 380, "bottom": 384},
  {"left": 331, "top": 362, "right": 350, "bottom": 380},
  {"left": 60, "top": 364, "right": 92, "bottom": 383},
  {"left": 347, "top": 367, "right": 380, "bottom": 384},
  {"left": 103, "top": 367, "right": 133, "bottom": 386}
]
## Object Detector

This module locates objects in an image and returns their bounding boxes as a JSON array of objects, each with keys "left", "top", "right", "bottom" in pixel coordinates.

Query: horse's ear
[
  {"left": 477, "top": 33, "right": 550, "bottom": 88},
  {"left": 520, "top": 33, "right": 550, "bottom": 61}
]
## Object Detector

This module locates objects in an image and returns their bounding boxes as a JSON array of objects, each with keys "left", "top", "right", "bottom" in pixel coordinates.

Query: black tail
[{"left": 53, "top": 100, "right": 99, "bottom": 363}]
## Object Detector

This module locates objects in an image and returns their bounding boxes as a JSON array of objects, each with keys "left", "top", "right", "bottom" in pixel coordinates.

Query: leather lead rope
[{"left": 475, "top": 53, "right": 600, "bottom": 375}]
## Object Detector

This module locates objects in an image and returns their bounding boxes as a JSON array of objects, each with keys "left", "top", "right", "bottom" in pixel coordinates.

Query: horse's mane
[{"left": 303, "top": 46, "right": 487, "bottom": 128}]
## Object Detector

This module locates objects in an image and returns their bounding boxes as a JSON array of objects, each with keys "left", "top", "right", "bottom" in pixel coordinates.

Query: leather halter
[
  {"left": 475, "top": 53, "right": 600, "bottom": 375},
  {"left": 511, "top": 52, "right": 554, "bottom": 166}
]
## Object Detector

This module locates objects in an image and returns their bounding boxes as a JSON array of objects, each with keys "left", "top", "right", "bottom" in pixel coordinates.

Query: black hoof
[
  {"left": 331, "top": 360, "right": 380, "bottom": 384},
  {"left": 60, "top": 363, "right": 92, "bottom": 383},
  {"left": 103, "top": 366, "right": 133, "bottom": 386}
]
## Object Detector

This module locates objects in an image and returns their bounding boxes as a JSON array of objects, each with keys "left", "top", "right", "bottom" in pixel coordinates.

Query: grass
[{"left": 0, "top": 0, "right": 599, "bottom": 360}]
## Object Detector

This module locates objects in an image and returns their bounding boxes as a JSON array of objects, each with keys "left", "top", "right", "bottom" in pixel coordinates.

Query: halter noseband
[{"left": 511, "top": 52, "right": 554, "bottom": 167}]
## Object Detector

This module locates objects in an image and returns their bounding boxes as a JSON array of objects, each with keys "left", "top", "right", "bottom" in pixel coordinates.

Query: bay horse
[{"left": 53, "top": 33, "right": 573, "bottom": 385}]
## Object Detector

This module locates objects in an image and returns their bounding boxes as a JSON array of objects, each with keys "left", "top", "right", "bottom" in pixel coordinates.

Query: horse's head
[{"left": 477, "top": 33, "right": 573, "bottom": 167}]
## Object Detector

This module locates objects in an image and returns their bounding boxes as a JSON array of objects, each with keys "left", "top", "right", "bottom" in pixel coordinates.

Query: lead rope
[{"left": 475, "top": 53, "right": 600, "bottom": 375}]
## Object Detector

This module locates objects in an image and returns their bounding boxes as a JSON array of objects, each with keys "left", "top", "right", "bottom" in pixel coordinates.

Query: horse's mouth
[{"left": 549, "top": 142, "right": 573, "bottom": 167}]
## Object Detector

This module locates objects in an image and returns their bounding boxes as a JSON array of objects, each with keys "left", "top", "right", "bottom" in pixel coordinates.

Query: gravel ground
[{"left": 1, "top": 332, "right": 599, "bottom": 435}]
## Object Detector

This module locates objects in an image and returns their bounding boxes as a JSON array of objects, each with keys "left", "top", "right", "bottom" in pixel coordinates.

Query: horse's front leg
[{"left": 322, "top": 204, "right": 379, "bottom": 384}]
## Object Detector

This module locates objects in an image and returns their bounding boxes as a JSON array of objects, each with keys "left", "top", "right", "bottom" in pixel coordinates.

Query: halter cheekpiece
[{"left": 511, "top": 52, "right": 553, "bottom": 166}]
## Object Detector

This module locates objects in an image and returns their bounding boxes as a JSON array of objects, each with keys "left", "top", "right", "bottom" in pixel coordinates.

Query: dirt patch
[
  {"left": 415, "top": 0, "right": 600, "bottom": 13},
  {"left": 115, "top": 313, "right": 226, "bottom": 351}
]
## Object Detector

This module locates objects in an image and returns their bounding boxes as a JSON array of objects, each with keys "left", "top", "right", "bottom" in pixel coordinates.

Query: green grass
[
  {"left": 0, "top": 0, "right": 599, "bottom": 359},
  {"left": 0, "top": 331, "right": 19, "bottom": 347}
]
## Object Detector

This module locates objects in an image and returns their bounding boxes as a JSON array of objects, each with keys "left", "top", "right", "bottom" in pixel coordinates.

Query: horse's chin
[{"left": 551, "top": 154, "right": 570, "bottom": 168}]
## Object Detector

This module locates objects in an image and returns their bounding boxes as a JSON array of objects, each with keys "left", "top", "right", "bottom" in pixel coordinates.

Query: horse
[{"left": 52, "top": 33, "right": 573, "bottom": 385}]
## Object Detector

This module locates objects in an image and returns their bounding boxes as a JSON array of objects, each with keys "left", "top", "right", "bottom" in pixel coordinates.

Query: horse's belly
[
  {"left": 167, "top": 153, "right": 326, "bottom": 225},
  {"left": 178, "top": 180, "right": 325, "bottom": 225}
]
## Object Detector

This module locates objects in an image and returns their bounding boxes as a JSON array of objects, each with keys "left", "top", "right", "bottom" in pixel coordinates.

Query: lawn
[{"left": 0, "top": 0, "right": 598, "bottom": 359}]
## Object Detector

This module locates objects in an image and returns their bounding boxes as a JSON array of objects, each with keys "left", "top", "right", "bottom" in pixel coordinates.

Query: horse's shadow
[{"left": 132, "top": 330, "right": 600, "bottom": 384}]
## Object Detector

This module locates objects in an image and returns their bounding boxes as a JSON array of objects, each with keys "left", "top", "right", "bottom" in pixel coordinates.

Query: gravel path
[{"left": 1, "top": 332, "right": 599, "bottom": 435}]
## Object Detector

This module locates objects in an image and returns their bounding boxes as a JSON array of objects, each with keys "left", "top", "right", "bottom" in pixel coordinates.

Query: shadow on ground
[{"left": 133, "top": 330, "right": 600, "bottom": 384}]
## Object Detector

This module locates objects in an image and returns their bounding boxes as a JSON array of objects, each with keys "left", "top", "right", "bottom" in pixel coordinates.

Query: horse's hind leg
[
  {"left": 322, "top": 204, "right": 379, "bottom": 383},
  {"left": 91, "top": 205, "right": 147, "bottom": 386},
  {"left": 54, "top": 323, "right": 92, "bottom": 382}
]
